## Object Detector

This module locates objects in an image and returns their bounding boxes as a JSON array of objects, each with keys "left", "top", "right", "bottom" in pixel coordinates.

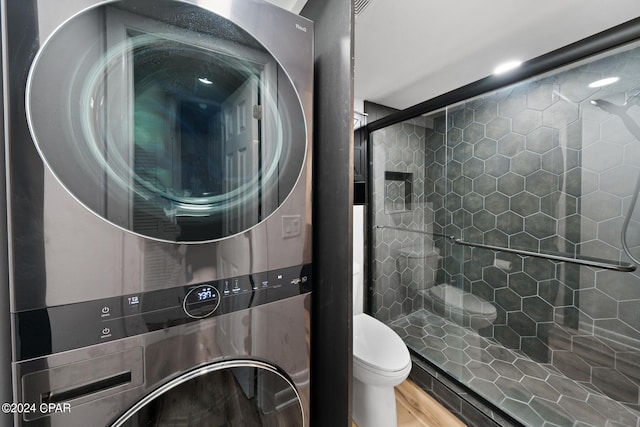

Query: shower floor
[{"left": 390, "top": 309, "right": 640, "bottom": 427}]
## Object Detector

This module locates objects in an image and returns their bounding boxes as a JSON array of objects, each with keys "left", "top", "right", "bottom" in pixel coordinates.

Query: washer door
[
  {"left": 27, "top": 0, "right": 307, "bottom": 242},
  {"left": 112, "top": 361, "right": 304, "bottom": 426}
]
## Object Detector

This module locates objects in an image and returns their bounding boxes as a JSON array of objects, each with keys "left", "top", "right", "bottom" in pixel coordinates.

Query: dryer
[{"left": 2, "top": 0, "right": 312, "bottom": 425}]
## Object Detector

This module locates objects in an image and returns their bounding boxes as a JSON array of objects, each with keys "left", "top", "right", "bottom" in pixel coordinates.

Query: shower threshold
[{"left": 390, "top": 309, "right": 640, "bottom": 427}]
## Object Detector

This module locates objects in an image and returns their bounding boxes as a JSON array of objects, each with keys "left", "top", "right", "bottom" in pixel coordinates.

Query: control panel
[{"left": 15, "top": 264, "right": 311, "bottom": 360}]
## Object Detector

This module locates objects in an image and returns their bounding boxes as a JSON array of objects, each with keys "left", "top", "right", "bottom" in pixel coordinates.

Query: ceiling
[
  {"left": 354, "top": 0, "right": 640, "bottom": 111},
  {"left": 268, "top": 0, "right": 640, "bottom": 112}
]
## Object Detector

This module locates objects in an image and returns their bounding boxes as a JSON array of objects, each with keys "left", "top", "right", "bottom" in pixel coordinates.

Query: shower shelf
[{"left": 375, "top": 225, "right": 637, "bottom": 272}]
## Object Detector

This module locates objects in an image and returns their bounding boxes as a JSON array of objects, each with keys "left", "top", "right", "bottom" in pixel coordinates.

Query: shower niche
[{"left": 384, "top": 171, "right": 413, "bottom": 213}]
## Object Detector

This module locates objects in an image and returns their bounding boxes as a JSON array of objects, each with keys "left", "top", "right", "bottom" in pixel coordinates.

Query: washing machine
[{"left": 2, "top": 0, "right": 313, "bottom": 425}]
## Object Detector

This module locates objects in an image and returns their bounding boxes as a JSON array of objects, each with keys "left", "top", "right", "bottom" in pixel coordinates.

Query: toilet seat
[
  {"left": 429, "top": 284, "right": 497, "bottom": 317},
  {"left": 353, "top": 313, "right": 411, "bottom": 375}
]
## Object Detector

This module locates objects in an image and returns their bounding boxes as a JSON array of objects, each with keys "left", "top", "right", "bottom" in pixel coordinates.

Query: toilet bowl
[
  {"left": 397, "top": 245, "right": 496, "bottom": 333},
  {"left": 352, "top": 263, "right": 411, "bottom": 427},
  {"left": 427, "top": 283, "right": 497, "bottom": 330}
]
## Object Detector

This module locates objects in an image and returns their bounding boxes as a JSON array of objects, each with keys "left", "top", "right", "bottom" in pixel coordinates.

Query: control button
[
  {"left": 101, "top": 327, "right": 111, "bottom": 338},
  {"left": 223, "top": 280, "right": 230, "bottom": 296},
  {"left": 100, "top": 306, "right": 111, "bottom": 317},
  {"left": 291, "top": 277, "right": 301, "bottom": 285},
  {"left": 232, "top": 279, "right": 241, "bottom": 294},
  {"left": 183, "top": 285, "right": 221, "bottom": 319},
  {"left": 262, "top": 280, "right": 269, "bottom": 288},
  {"left": 301, "top": 276, "right": 308, "bottom": 283},
  {"left": 268, "top": 271, "right": 283, "bottom": 289}
]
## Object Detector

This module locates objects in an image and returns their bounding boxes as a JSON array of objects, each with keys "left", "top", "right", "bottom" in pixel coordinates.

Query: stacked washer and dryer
[{"left": 2, "top": 0, "right": 313, "bottom": 425}]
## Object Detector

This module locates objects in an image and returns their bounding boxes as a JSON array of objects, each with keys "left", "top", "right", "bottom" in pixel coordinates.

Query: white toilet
[
  {"left": 427, "top": 283, "right": 497, "bottom": 331},
  {"left": 352, "top": 264, "right": 411, "bottom": 427},
  {"left": 397, "top": 246, "right": 498, "bottom": 333}
]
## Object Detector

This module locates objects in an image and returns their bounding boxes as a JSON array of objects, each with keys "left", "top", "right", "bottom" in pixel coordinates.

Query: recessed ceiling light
[
  {"left": 493, "top": 60, "right": 522, "bottom": 75},
  {"left": 198, "top": 77, "right": 213, "bottom": 85},
  {"left": 588, "top": 77, "right": 619, "bottom": 88}
]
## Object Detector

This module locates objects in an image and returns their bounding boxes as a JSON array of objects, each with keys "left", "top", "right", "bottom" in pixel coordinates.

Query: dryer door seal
[{"left": 110, "top": 360, "right": 304, "bottom": 426}]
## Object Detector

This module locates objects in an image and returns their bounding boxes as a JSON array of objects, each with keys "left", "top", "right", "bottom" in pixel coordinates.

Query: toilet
[
  {"left": 427, "top": 283, "right": 497, "bottom": 331},
  {"left": 352, "top": 264, "right": 411, "bottom": 427},
  {"left": 397, "top": 246, "right": 497, "bottom": 355}
]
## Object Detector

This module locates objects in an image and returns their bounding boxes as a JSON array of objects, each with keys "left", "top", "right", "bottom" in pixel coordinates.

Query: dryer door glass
[
  {"left": 112, "top": 363, "right": 304, "bottom": 426},
  {"left": 26, "top": 0, "right": 307, "bottom": 242}
]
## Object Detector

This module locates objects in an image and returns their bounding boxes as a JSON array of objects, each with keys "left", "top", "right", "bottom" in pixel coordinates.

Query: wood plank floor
[{"left": 352, "top": 379, "right": 467, "bottom": 427}]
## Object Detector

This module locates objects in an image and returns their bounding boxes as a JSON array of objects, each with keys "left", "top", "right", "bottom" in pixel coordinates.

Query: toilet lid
[
  {"left": 429, "top": 284, "right": 496, "bottom": 316},
  {"left": 353, "top": 313, "right": 410, "bottom": 374}
]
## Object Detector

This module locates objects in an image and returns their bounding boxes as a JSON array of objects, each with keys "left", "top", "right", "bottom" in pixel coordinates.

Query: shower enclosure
[{"left": 366, "top": 20, "right": 640, "bottom": 427}]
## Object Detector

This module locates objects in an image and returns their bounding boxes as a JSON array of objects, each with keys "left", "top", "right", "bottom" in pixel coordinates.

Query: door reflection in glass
[
  {"left": 127, "top": 39, "right": 270, "bottom": 240},
  {"left": 130, "top": 37, "right": 264, "bottom": 240}
]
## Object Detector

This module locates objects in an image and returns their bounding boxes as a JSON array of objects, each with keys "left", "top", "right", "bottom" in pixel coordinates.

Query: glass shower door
[{"left": 368, "top": 38, "right": 640, "bottom": 426}]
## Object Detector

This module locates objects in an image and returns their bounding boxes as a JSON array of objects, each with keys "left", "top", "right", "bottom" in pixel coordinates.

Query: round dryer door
[
  {"left": 26, "top": 0, "right": 308, "bottom": 242},
  {"left": 111, "top": 361, "right": 304, "bottom": 426}
]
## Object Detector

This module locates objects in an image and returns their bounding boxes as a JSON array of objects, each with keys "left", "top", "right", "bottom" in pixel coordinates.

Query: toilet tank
[
  {"left": 353, "top": 205, "right": 365, "bottom": 315},
  {"left": 398, "top": 246, "right": 440, "bottom": 290},
  {"left": 353, "top": 263, "right": 363, "bottom": 315}
]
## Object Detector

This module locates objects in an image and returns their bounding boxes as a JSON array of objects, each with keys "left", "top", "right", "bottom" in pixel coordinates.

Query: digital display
[
  {"left": 197, "top": 287, "right": 214, "bottom": 301},
  {"left": 183, "top": 285, "right": 220, "bottom": 319}
]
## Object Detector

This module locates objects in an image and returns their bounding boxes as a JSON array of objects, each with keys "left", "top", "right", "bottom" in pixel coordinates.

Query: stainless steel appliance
[{"left": 3, "top": 0, "right": 312, "bottom": 425}]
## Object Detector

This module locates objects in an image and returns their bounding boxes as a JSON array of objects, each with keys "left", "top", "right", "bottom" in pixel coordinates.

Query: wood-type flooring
[{"left": 352, "top": 379, "right": 466, "bottom": 427}]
